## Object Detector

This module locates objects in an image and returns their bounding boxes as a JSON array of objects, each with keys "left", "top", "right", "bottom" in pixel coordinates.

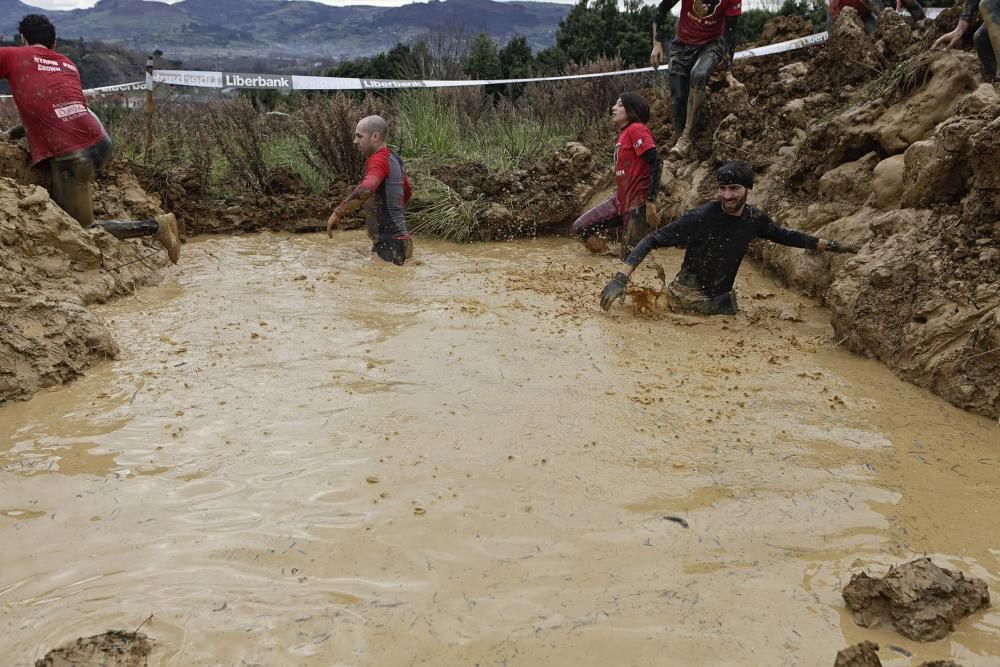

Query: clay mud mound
[
  {"left": 842, "top": 558, "right": 990, "bottom": 642},
  {"left": 430, "top": 141, "right": 605, "bottom": 240},
  {"left": 0, "top": 143, "right": 167, "bottom": 404},
  {"left": 758, "top": 71, "right": 999, "bottom": 418},
  {"left": 146, "top": 164, "right": 346, "bottom": 236}
]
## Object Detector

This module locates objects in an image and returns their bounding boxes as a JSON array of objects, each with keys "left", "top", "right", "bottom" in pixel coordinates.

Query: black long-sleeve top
[
  {"left": 654, "top": 0, "right": 681, "bottom": 41},
  {"left": 624, "top": 201, "right": 819, "bottom": 298}
]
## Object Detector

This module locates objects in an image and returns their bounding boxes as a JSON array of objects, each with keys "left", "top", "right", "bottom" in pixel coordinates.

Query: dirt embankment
[
  {"left": 624, "top": 9, "right": 998, "bottom": 419},
  {"left": 0, "top": 143, "right": 167, "bottom": 404}
]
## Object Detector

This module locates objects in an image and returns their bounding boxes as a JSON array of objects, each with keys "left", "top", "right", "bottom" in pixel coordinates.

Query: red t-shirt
[
  {"left": 678, "top": 0, "right": 734, "bottom": 45},
  {"left": 614, "top": 123, "right": 655, "bottom": 215},
  {"left": 829, "top": 0, "right": 872, "bottom": 18},
  {"left": 0, "top": 45, "right": 106, "bottom": 164},
  {"left": 726, "top": 0, "right": 742, "bottom": 17}
]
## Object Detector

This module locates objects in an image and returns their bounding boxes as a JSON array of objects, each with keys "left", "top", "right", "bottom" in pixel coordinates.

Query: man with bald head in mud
[
  {"left": 600, "top": 160, "right": 860, "bottom": 316},
  {"left": 934, "top": 0, "right": 1000, "bottom": 83},
  {"left": 1, "top": 14, "right": 180, "bottom": 263},
  {"left": 326, "top": 114, "right": 414, "bottom": 265}
]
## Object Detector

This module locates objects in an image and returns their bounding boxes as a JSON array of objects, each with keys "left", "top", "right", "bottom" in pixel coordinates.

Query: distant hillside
[{"left": 1, "top": 0, "right": 571, "bottom": 61}]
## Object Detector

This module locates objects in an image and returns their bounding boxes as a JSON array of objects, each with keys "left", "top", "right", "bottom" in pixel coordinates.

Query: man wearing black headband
[{"left": 599, "top": 160, "right": 860, "bottom": 315}]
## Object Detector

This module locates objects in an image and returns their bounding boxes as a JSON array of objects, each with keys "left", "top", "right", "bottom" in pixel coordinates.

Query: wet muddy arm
[
  {"left": 936, "top": 0, "right": 978, "bottom": 47},
  {"left": 643, "top": 149, "right": 662, "bottom": 202},
  {"left": 758, "top": 222, "right": 819, "bottom": 250},
  {"left": 333, "top": 184, "right": 374, "bottom": 217},
  {"left": 621, "top": 218, "right": 692, "bottom": 274},
  {"left": 654, "top": 0, "right": 680, "bottom": 43},
  {"left": 724, "top": 15, "right": 739, "bottom": 71}
]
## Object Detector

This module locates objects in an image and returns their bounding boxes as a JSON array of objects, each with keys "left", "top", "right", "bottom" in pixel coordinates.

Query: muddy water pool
[{"left": 1, "top": 232, "right": 998, "bottom": 666}]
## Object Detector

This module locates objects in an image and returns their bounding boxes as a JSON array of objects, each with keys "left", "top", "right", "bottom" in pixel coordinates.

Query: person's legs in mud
[
  {"left": 666, "top": 279, "right": 738, "bottom": 315},
  {"left": 572, "top": 196, "right": 622, "bottom": 254},
  {"left": 667, "top": 40, "right": 694, "bottom": 153},
  {"left": 372, "top": 237, "right": 411, "bottom": 266},
  {"left": 48, "top": 137, "right": 180, "bottom": 263},
  {"left": 975, "top": 0, "right": 1000, "bottom": 81},
  {"left": 620, "top": 205, "right": 651, "bottom": 261},
  {"left": 671, "top": 40, "right": 723, "bottom": 158}
]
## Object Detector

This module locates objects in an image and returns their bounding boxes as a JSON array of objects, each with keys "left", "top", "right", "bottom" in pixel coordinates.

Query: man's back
[{"left": 0, "top": 45, "right": 104, "bottom": 164}]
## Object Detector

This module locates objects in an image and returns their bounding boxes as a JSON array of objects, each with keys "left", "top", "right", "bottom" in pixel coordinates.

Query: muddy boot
[
  {"left": 669, "top": 136, "right": 692, "bottom": 159},
  {"left": 584, "top": 235, "right": 609, "bottom": 254},
  {"left": 155, "top": 213, "right": 180, "bottom": 264}
]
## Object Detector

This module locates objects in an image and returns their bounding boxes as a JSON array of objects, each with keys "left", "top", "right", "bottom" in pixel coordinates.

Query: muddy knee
[{"left": 689, "top": 62, "right": 713, "bottom": 92}]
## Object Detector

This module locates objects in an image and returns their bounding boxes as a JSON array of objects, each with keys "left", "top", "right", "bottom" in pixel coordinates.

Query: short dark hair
[
  {"left": 18, "top": 15, "right": 55, "bottom": 48},
  {"left": 618, "top": 92, "right": 650, "bottom": 125}
]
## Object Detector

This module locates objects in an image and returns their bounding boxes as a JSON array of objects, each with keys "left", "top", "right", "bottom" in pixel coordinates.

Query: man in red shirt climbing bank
[
  {"left": 326, "top": 114, "right": 414, "bottom": 266},
  {"left": 1, "top": 15, "right": 179, "bottom": 263},
  {"left": 650, "top": 0, "right": 737, "bottom": 159}
]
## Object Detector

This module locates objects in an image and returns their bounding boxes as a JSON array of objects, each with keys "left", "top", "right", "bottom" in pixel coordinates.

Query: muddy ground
[
  {"left": 0, "top": 144, "right": 167, "bottom": 404},
  {"left": 1, "top": 233, "right": 997, "bottom": 665},
  {"left": 1, "top": 10, "right": 996, "bottom": 416}
]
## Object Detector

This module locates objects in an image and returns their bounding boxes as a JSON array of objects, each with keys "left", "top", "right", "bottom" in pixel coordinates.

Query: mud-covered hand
[
  {"left": 933, "top": 29, "right": 962, "bottom": 50},
  {"left": 600, "top": 272, "right": 629, "bottom": 311},
  {"left": 826, "top": 240, "right": 860, "bottom": 254},
  {"left": 650, "top": 42, "right": 664, "bottom": 69},
  {"left": 645, "top": 202, "right": 659, "bottom": 228},
  {"left": 326, "top": 209, "right": 341, "bottom": 238}
]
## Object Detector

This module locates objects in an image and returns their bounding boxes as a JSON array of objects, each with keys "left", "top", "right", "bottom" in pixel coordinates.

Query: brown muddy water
[{"left": 1, "top": 231, "right": 998, "bottom": 666}]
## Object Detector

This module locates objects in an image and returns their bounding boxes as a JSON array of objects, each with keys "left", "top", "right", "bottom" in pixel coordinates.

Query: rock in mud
[
  {"left": 842, "top": 558, "right": 990, "bottom": 642},
  {"left": 834, "top": 641, "right": 882, "bottom": 667},
  {"left": 35, "top": 630, "right": 152, "bottom": 667}
]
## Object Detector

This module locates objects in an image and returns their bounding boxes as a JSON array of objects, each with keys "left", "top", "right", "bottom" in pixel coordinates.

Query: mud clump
[
  {"left": 842, "top": 558, "right": 990, "bottom": 642},
  {"left": 757, "top": 15, "right": 814, "bottom": 45},
  {"left": 35, "top": 630, "right": 152, "bottom": 667},
  {"left": 0, "top": 142, "right": 166, "bottom": 404},
  {"left": 834, "top": 641, "right": 882, "bottom": 667},
  {"left": 833, "top": 642, "right": 966, "bottom": 667}
]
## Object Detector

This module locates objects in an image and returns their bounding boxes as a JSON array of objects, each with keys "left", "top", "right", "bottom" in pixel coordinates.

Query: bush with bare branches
[
  {"left": 205, "top": 96, "right": 273, "bottom": 193},
  {"left": 290, "top": 93, "right": 386, "bottom": 185}
]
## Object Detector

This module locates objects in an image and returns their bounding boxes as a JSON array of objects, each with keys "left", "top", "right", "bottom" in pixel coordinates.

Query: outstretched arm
[
  {"left": 600, "top": 215, "right": 695, "bottom": 310},
  {"left": 759, "top": 220, "right": 859, "bottom": 253}
]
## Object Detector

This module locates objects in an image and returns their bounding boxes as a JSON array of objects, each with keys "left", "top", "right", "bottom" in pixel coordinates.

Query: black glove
[
  {"left": 6, "top": 125, "right": 25, "bottom": 141},
  {"left": 600, "top": 272, "right": 629, "bottom": 311},
  {"left": 827, "top": 240, "right": 860, "bottom": 254}
]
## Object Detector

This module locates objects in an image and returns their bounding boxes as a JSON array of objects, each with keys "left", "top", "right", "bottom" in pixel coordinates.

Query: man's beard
[{"left": 721, "top": 193, "right": 747, "bottom": 213}]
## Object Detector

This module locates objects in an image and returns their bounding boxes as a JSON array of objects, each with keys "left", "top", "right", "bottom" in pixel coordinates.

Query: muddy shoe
[
  {"left": 155, "top": 213, "right": 180, "bottom": 264},
  {"left": 584, "top": 236, "right": 609, "bottom": 254},
  {"left": 669, "top": 136, "right": 692, "bottom": 159}
]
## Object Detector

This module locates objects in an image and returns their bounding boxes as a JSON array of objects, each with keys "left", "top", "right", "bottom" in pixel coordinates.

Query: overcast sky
[{"left": 23, "top": 0, "right": 581, "bottom": 9}]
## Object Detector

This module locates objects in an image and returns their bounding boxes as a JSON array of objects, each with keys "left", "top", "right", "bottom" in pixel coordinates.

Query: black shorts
[
  {"left": 668, "top": 38, "right": 724, "bottom": 79},
  {"left": 373, "top": 237, "right": 414, "bottom": 266}
]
